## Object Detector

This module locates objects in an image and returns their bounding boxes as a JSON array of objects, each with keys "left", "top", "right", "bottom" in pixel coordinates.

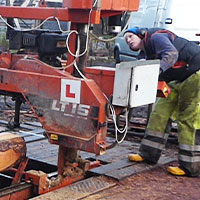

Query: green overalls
[{"left": 139, "top": 28, "right": 200, "bottom": 176}]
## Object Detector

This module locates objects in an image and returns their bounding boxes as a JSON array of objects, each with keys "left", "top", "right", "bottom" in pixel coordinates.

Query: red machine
[{"left": 0, "top": 0, "right": 170, "bottom": 198}]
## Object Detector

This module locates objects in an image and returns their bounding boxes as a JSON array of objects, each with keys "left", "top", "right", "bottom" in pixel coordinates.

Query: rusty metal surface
[
  {"left": 0, "top": 182, "right": 33, "bottom": 200},
  {"left": 31, "top": 176, "right": 116, "bottom": 200},
  {"left": 0, "top": 54, "right": 108, "bottom": 154},
  {"left": 11, "top": 157, "right": 29, "bottom": 184}
]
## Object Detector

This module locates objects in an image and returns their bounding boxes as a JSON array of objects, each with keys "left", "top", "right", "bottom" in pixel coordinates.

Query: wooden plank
[
  {"left": 26, "top": 140, "right": 58, "bottom": 165},
  {"left": 39, "top": 156, "right": 58, "bottom": 166},
  {"left": 24, "top": 121, "right": 42, "bottom": 128},
  {"left": 27, "top": 149, "right": 58, "bottom": 158},
  {"left": 0, "top": 120, "right": 41, "bottom": 131},
  {"left": 27, "top": 142, "right": 58, "bottom": 163},
  {"left": 19, "top": 129, "right": 45, "bottom": 136},
  {"left": 20, "top": 124, "right": 43, "bottom": 131},
  {"left": 26, "top": 140, "right": 58, "bottom": 153},
  {"left": 24, "top": 136, "right": 45, "bottom": 143},
  {"left": 27, "top": 142, "right": 58, "bottom": 152},
  {"left": 0, "top": 127, "right": 8, "bottom": 132}
]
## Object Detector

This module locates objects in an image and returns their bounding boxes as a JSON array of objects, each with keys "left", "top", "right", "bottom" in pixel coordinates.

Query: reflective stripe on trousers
[
  {"left": 139, "top": 130, "right": 168, "bottom": 163},
  {"left": 139, "top": 70, "right": 200, "bottom": 175},
  {"left": 179, "top": 143, "right": 200, "bottom": 176},
  {"left": 179, "top": 144, "right": 200, "bottom": 163}
]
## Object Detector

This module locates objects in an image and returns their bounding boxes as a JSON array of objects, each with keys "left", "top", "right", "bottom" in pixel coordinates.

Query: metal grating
[{"left": 31, "top": 176, "right": 116, "bottom": 200}]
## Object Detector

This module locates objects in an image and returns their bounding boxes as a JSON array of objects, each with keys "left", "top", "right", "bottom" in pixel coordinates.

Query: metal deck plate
[
  {"left": 31, "top": 176, "right": 116, "bottom": 200},
  {"left": 104, "top": 157, "right": 176, "bottom": 180},
  {"left": 89, "top": 156, "right": 175, "bottom": 180}
]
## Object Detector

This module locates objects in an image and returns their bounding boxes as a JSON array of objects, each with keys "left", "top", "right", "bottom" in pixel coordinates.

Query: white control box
[{"left": 112, "top": 60, "right": 160, "bottom": 108}]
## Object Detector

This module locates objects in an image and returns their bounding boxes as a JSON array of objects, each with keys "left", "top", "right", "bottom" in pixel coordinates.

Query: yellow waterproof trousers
[{"left": 139, "top": 70, "right": 200, "bottom": 176}]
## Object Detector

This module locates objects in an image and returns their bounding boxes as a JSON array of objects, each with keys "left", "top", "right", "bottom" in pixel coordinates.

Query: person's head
[{"left": 124, "top": 27, "right": 147, "bottom": 51}]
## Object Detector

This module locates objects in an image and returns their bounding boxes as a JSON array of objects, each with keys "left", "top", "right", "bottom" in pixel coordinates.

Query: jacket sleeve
[{"left": 151, "top": 33, "right": 178, "bottom": 72}]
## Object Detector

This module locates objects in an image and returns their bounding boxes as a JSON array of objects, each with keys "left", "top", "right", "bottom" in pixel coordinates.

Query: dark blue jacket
[{"left": 142, "top": 28, "right": 200, "bottom": 82}]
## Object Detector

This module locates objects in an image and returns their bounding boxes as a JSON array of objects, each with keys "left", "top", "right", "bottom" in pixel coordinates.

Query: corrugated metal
[{"left": 31, "top": 176, "right": 116, "bottom": 200}]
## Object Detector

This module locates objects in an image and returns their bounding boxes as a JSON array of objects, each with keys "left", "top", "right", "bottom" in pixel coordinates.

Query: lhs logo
[{"left": 60, "top": 79, "right": 81, "bottom": 104}]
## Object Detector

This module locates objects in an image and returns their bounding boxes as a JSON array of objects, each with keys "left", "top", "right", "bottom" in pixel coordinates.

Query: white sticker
[{"left": 60, "top": 79, "right": 81, "bottom": 104}]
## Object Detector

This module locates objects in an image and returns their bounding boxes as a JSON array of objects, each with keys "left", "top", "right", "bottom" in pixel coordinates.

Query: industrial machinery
[{"left": 0, "top": 0, "right": 170, "bottom": 199}]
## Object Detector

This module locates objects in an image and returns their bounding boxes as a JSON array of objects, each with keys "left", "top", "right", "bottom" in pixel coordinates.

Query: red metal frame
[
  {"left": 0, "top": 0, "right": 171, "bottom": 197},
  {"left": 0, "top": 185, "right": 33, "bottom": 200},
  {"left": 11, "top": 157, "right": 29, "bottom": 184},
  {"left": 0, "top": 54, "right": 108, "bottom": 154},
  {"left": 63, "top": 0, "right": 140, "bottom": 11},
  {"left": 0, "top": 0, "right": 140, "bottom": 23}
]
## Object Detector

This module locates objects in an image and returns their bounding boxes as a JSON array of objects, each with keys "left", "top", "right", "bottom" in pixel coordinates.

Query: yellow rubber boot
[
  {"left": 128, "top": 154, "right": 144, "bottom": 162},
  {"left": 168, "top": 166, "right": 186, "bottom": 176}
]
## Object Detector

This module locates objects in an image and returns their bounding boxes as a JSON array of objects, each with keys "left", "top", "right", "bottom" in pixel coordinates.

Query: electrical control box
[{"left": 112, "top": 60, "right": 160, "bottom": 108}]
